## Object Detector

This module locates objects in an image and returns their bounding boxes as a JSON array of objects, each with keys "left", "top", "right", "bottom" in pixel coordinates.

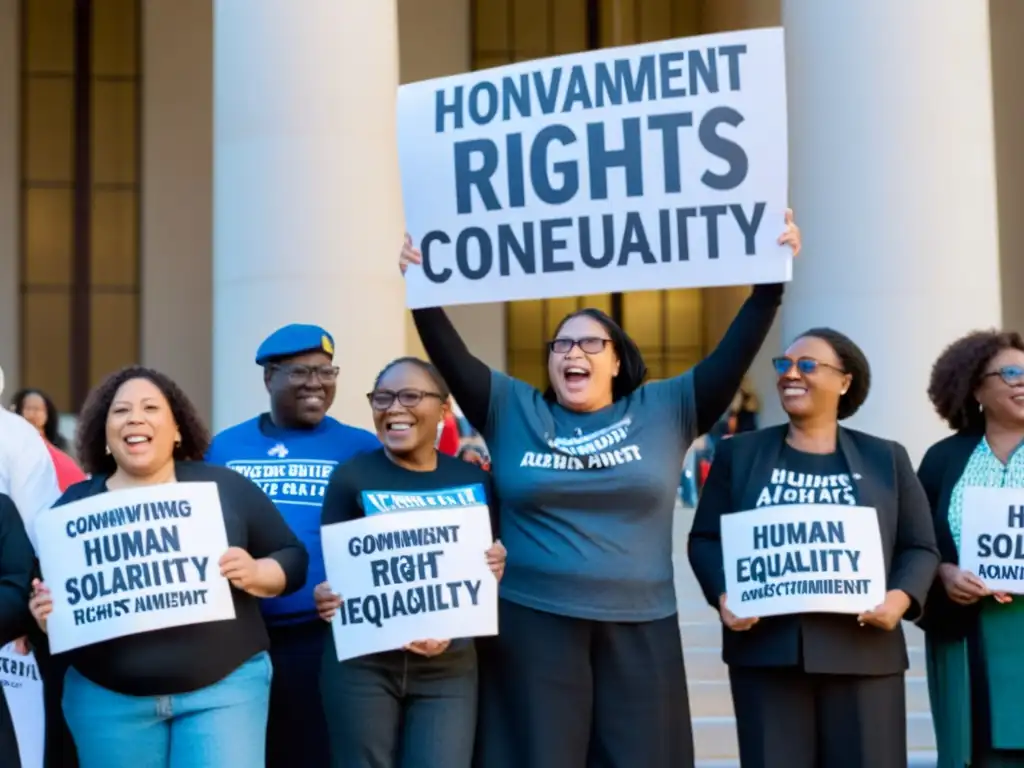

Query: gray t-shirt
[{"left": 484, "top": 370, "right": 697, "bottom": 621}]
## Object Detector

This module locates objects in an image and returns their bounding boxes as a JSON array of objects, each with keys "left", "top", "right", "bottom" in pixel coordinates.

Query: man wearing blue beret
[{"left": 206, "top": 323, "right": 379, "bottom": 768}]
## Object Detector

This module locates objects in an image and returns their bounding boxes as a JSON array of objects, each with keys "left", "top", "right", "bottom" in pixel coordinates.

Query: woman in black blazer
[
  {"left": 918, "top": 330, "right": 1024, "bottom": 768},
  {"left": 689, "top": 327, "right": 939, "bottom": 768}
]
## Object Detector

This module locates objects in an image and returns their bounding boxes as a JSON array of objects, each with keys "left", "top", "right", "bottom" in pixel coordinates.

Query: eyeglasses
[
  {"left": 982, "top": 365, "right": 1024, "bottom": 386},
  {"left": 273, "top": 364, "right": 340, "bottom": 385},
  {"left": 772, "top": 357, "right": 846, "bottom": 376},
  {"left": 549, "top": 337, "right": 612, "bottom": 355},
  {"left": 367, "top": 388, "right": 444, "bottom": 411}
]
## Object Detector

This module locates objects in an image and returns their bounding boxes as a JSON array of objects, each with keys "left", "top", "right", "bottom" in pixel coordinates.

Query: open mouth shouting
[{"left": 562, "top": 366, "right": 591, "bottom": 392}]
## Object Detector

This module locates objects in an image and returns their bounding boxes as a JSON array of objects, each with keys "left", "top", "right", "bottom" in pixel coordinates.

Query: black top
[
  {"left": 755, "top": 445, "right": 859, "bottom": 508},
  {"left": 916, "top": 430, "right": 987, "bottom": 640},
  {"left": 689, "top": 425, "right": 940, "bottom": 676},
  {"left": 321, "top": 449, "right": 498, "bottom": 660},
  {"left": 411, "top": 283, "right": 784, "bottom": 437},
  {"left": 51, "top": 462, "right": 308, "bottom": 696},
  {"left": 322, "top": 449, "right": 499, "bottom": 535},
  {"left": 0, "top": 492, "right": 35, "bottom": 647}
]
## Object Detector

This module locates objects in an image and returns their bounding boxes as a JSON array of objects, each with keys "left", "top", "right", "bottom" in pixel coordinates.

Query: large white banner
[
  {"left": 399, "top": 28, "right": 789, "bottom": 308},
  {"left": 721, "top": 504, "right": 886, "bottom": 619},
  {"left": 35, "top": 482, "right": 236, "bottom": 654},
  {"left": 0, "top": 643, "right": 43, "bottom": 768},
  {"left": 322, "top": 492, "right": 497, "bottom": 662},
  {"left": 960, "top": 486, "right": 1024, "bottom": 593}
]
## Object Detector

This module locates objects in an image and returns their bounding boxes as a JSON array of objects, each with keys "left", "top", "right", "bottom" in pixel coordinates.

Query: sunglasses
[
  {"left": 981, "top": 365, "right": 1024, "bottom": 386},
  {"left": 772, "top": 357, "right": 846, "bottom": 376},
  {"left": 366, "top": 388, "right": 444, "bottom": 411}
]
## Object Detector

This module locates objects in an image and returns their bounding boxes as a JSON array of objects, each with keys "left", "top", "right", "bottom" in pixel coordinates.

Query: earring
[{"left": 104, "top": 445, "right": 111, "bottom": 455}]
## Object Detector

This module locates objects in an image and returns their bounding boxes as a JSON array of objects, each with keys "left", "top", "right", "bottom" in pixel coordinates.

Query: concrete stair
[{"left": 673, "top": 503, "right": 937, "bottom": 767}]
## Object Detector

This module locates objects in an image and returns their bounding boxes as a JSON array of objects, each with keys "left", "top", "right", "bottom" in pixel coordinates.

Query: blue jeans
[{"left": 62, "top": 652, "right": 272, "bottom": 768}]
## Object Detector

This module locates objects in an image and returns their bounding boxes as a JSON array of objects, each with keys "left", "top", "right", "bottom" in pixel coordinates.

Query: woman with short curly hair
[
  {"left": 27, "top": 366, "right": 308, "bottom": 768},
  {"left": 919, "top": 331, "right": 1024, "bottom": 768},
  {"left": 690, "top": 327, "right": 938, "bottom": 768}
]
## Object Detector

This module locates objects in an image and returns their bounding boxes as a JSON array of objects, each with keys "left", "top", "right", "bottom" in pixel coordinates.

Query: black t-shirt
[
  {"left": 51, "top": 462, "right": 308, "bottom": 696},
  {"left": 753, "top": 444, "right": 859, "bottom": 509},
  {"left": 321, "top": 449, "right": 499, "bottom": 660},
  {"left": 322, "top": 449, "right": 499, "bottom": 533}
]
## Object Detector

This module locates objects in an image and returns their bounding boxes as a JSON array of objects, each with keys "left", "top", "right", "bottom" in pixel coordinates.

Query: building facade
[{"left": 0, "top": 0, "right": 1022, "bottom": 464}]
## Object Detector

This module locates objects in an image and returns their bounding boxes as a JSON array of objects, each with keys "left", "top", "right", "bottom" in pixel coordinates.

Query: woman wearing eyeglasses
[
  {"left": 314, "top": 356, "right": 505, "bottom": 768},
  {"left": 688, "top": 328, "right": 939, "bottom": 768},
  {"left": 917, "top": 332, "right": 1024, "bottom": 768},
  {"left": 400, "top": 214, "right": 801, "bottom": 768}
]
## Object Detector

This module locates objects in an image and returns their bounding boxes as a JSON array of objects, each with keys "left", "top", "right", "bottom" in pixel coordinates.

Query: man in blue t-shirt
[{"left": 206, "top": 324, "right": 379, "bottom": 768}]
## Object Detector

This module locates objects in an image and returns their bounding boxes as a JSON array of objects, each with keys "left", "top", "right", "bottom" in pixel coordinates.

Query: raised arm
[
  {"left": 692, "top": 283, "right": 783, "bottom": 435},
  {"left": 691, "top": 210, "right": 800, "bottom": 435},
  {"left": 402, "top": 235, "right": 492, "bottom": 433},
  {"left": 411, "top": 308, "right": 492, "bottom": 432}
]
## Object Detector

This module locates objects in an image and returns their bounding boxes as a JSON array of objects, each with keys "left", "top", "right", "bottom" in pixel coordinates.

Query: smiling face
[
  {"left": 265, "top": 350, "right": 337, "bottom": 428},
  {"left": 105, "top": 377, "right": 181, "bottom": 478},
  {"left": 974, "top": 347, "right": 1024, "bottom": 428},
  {"left": 370, "top": 362, "right": 448, "bottom": 459},
  {"left": 776, "top": 336, "right": 852, "bottom": 422},
  {"left": 547, "top": 313, "right": 620, "bottom": 413}
]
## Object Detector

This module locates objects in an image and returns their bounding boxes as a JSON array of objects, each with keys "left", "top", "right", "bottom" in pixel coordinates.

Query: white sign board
[
  {"left": 322, "top": 497, "right": 497, "bottom": 662},
  {"left": 721, "top": 504, "right": 886, "bottom": 619},
  {"left": 0, "top": 643, "right": 43, "bottom": 768},
  {"left": 398, "top": 27, "right": 789, "bottom": 309},
  {"left": 35, "top": 482, "right": 236, "bottom": 654},
  {"left": 960, "top": 486, "right": 1024, "bottom": 593}
]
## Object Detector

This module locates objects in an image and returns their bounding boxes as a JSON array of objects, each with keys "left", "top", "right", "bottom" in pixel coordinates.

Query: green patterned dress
[{"left": 930, "top": 439, "right": 1024, "bottom": 767}]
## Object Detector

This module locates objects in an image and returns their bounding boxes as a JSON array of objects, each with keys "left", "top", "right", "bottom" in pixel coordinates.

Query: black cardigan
[
  {"left": 688, "top": 424, "right": 940, "bottom": 675},
  {"left": 915, "top": 430, "right": 986, "bottom": 640}
]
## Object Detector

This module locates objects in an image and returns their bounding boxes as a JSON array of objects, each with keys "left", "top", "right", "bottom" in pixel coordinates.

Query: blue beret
[{"left": 255, "top": 324, "right": 335, "bottom": 365}]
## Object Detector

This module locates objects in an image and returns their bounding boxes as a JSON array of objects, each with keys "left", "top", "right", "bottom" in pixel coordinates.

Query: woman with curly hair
[
  {"left": 919, "top": 331, "right": 1024, "bottom": 768},
  {"left": 689, "top": 328, "right": 938, "bottom": 768},
  {"left": 26, "top": 366, "right": 308, "bottom": 768}
]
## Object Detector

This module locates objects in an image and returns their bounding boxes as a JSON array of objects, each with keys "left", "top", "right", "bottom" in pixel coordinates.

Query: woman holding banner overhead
[
  {"left": 688, "top": 328, "right": 939, "bottom": 768},
  {"left": 399, "top": 212, "right": 801, "bottom": 768},
  {"left": 918, "top": 331, "right": 1024, "bottom": 768},
  {"left": 27, "top": 366, "right": 308, "bottom": 768},
  {"left": 314, "top": 356, "right": 505, "bottom": 768}
]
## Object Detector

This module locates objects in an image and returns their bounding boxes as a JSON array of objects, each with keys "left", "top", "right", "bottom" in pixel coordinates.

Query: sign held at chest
[{"left": 721, "top": 503, "right": 886, "bottom": 619}]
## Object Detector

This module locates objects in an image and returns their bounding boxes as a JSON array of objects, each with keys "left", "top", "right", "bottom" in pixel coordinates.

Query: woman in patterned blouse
[{"left": 918, "top": 330, "right": 1024, "bottom": 768}]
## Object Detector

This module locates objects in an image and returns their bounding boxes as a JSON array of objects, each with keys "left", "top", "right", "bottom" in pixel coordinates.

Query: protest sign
[
  {"left": 398, "top": 28, "right": 789, "bottom": 309},
  {"left": 322, "top": 487, "right": 497, "bottom": 662},
  {"left": 960, "top": 487, "right": 1024, "bottom": 593},
  {"left": 721, "top": 504, "right": 886, "bottom": 619},
  {"left": 35, "top": 482, "right": 236, "bottom": 654},
  {"left": 0, "top": 642, "right": 43, "bottom": 768}
]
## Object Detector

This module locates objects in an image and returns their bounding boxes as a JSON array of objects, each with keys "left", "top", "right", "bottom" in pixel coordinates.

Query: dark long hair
[
  {"left": 543, "top": 308, "right": 648, "bottom": 403},
  {"left": 76, "top": 366, "right": 209, "bottom": 476},
  {"left": 11, "top": 388, "right": 68, "bottom": 451}
]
